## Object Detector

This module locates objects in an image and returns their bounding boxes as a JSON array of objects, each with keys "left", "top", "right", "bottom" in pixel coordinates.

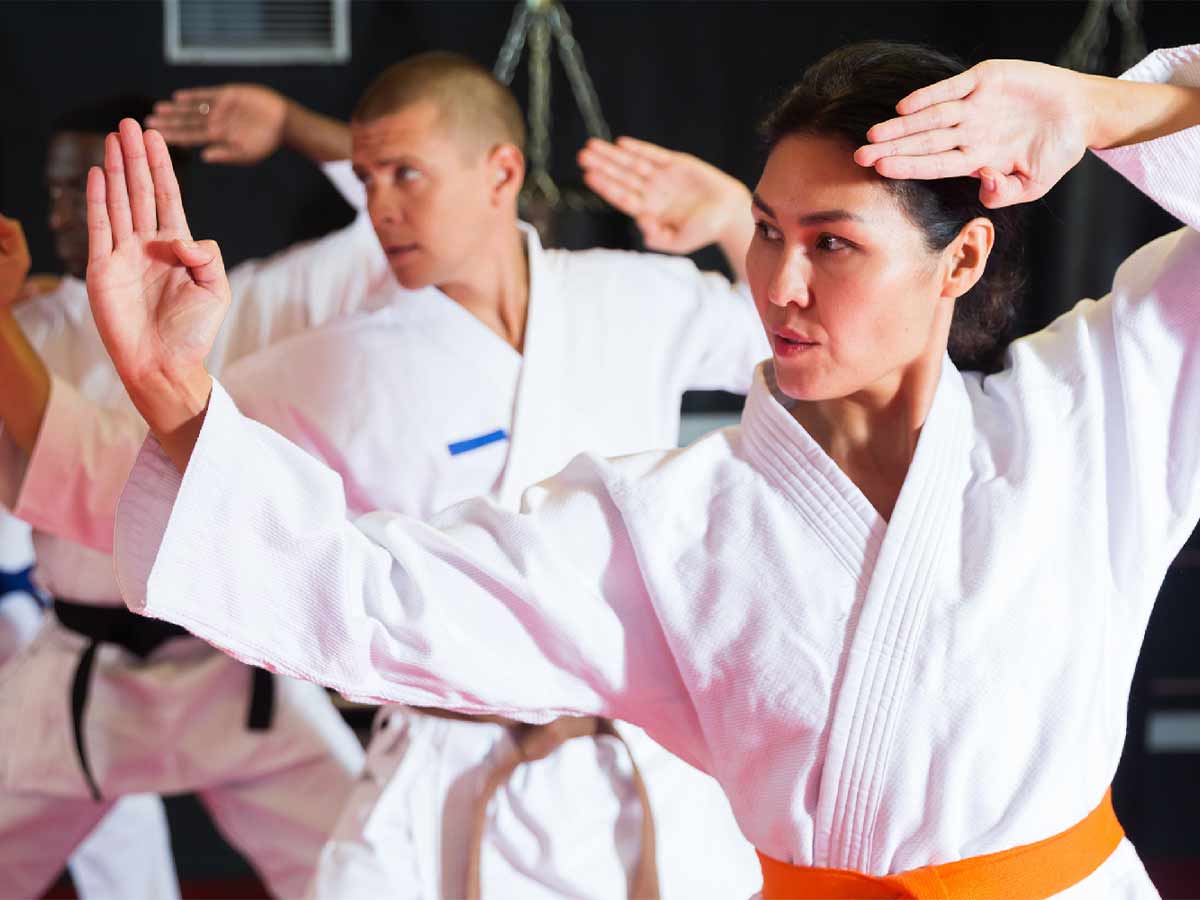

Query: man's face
[
  {"left": 351, "top": 102, "right": 499, "bottom": 291},
  {"left": 46, "top": 131, "right": 106, "bottom": 278}
]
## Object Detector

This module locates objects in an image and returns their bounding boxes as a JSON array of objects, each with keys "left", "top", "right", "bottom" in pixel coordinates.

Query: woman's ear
[{"left": 941, "top": 217, "right": 995, "bottom": 300}]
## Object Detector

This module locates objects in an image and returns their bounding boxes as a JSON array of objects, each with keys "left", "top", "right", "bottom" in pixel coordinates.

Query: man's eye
[{"left": 398, "top": 167, "right": 421, "bottom": 183}]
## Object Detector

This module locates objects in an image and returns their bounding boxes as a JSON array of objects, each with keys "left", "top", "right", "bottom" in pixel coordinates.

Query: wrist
[{"left": 130, "top": 364, "right": 212, "bottom": 439}]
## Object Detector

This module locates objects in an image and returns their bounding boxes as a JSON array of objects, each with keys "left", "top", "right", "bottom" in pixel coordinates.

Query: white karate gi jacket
[
  {"left": 219, "top": 221, "right": 769, "bottom": 899},
  {"left": 114, "top": 46, "right": 1200, "bottom": 898}
]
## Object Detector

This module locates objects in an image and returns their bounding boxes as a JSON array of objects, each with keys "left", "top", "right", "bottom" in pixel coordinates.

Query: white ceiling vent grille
[{"left": 165, "top": 0, "right": 349, "bottom": 65}]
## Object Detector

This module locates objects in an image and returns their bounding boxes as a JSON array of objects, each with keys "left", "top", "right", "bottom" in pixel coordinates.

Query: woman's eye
[
  {"left": 754, "top": 220, "right": 781, "bottom": 242},
  {"left": 816, "top": 234, "right": 850, "bottom": 252}
]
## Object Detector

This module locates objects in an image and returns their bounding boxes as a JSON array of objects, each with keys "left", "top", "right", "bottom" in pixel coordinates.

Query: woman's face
[{"left": 747, "top": 134, "right": 954, "bottom": 403}]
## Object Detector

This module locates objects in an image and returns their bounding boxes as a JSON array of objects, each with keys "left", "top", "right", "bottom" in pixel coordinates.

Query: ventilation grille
[{"left": 165, "top": 0, "right": 349, "bottom": 64}]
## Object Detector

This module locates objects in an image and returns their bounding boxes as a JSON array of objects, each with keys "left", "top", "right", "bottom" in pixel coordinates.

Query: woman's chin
[{"left": 773, "top": 360, "right": 835, "bottom": 403}]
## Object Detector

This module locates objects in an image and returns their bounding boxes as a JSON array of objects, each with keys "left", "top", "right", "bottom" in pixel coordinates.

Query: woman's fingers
[
  {"left": 978, "top": 167, "right": 1028, "bottom": 208},
  {"left": 866, "top": 101, "right": 963, "bottom": 144},
  {"left": 118, "top": 118, "right": 157, "bottom": 235},
  {"left": 873, "top": 148, "right": 975, "bottom": 180},
  {"left": 172, "top": 238, "right": 226, "bottom": 292},
  {"left": 896, "top": 68, "right": 978, "bottom": 115},
  {"left": 856, "top": 127, "right": 962, "bottom": 167},
  {"left": 86, "top": 167, "right": 113, "bottom": 261},
  {"left": 145, "top": 129, "right": 189, "bottom": 235},
  {"left": 103, "top": 133, "right": 134, "bottom": 243}
]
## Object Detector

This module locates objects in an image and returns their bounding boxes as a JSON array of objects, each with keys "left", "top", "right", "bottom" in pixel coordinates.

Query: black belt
[{"left": 53, "top": 599, "right": 277, "bottom": 801}]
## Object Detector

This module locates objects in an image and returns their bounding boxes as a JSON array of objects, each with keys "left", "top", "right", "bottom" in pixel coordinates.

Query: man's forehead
[{"left": 353, "top": 103, "right": 443, "bottom": 146}]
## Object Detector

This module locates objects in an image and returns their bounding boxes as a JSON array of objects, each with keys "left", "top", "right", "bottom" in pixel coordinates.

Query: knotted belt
[
  {"left": 412, "top": 708, "right": 660, "bottom": 900},
  {"left": 54, "top": 599, "right": 276, "bottom": 801},
  {"left": 757, "top": 788, "right": 1124, "bottom": 899}
]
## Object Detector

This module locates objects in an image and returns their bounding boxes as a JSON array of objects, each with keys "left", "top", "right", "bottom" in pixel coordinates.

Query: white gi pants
[{"left": 0, "top": 619, "right": 365, "bottom": 899}]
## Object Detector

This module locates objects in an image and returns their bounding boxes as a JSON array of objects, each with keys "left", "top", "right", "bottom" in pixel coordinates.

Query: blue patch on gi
[{"left": 448, "top": 429, "right": 509, "bottom": 456}]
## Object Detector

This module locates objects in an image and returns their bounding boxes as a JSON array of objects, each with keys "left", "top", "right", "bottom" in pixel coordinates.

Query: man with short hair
[{"left": 147, "top": 54, "right": 767, "bottom": 898}]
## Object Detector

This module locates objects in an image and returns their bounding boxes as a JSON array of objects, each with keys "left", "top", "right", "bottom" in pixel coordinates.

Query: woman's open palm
[
  {"left": 855, "top": 59, "right": 1092, "bottom": 208},
  {"left": 86, "top": 119, "right": 230, "bottom": 393}
]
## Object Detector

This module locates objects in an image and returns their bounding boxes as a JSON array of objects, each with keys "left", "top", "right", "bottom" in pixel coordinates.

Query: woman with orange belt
[{"left": 87, "top": 40, "right": 1199, "bottom": 898}]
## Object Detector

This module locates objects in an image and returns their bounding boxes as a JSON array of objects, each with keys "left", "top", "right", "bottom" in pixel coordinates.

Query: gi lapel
[
  {"left": 812, "top": 356, "right": 972, "bottom": 871},
  {"left": 496, "top": 226, "right": 568, "bottom": 509}
]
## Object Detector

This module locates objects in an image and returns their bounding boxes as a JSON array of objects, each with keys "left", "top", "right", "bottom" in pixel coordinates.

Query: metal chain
[
  {"left": 525, "top": 11, "right": 560, "bottom": 206},
  {"left": 492, "top": 0, "right": 612, "bottom": 213},
  {"left": 1058, "top": 0, "right": 1147, "bottom": 75},
  {"left": 1113, "top": 0, "right": 1147, "bottom": 72},
  {"left": 494, "top": 2, "right": 531, "bottom": 86},
  {"left": 548, "top": 2, "right": 612, "bottom": 141}
]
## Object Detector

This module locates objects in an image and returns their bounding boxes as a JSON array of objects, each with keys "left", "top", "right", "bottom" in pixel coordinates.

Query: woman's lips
[{"left": 773, "top": 331, "right": 819, "bottom": 357}]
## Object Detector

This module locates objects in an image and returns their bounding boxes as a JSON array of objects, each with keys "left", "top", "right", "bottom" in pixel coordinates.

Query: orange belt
[{"left": 758, "top": 789, "right": 1124, "bottom": 899}]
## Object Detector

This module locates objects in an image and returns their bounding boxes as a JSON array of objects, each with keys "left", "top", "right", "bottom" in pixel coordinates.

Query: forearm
[
  {"left": 282, "top": 100, "right": 351, "bottom": 163},
  {"left": 1085, "top": 76, "right": 1200, "bottom": 149},
  {"left": 128, "top": 366, "right": 213, "bottom": 474},
  {"left": 0, "top": 309, "right": 50, "bottom": 455}
]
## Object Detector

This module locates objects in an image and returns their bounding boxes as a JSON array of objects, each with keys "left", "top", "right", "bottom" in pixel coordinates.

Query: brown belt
[{"left": 410, "top": 708, "right": 660, "bottom": 899}]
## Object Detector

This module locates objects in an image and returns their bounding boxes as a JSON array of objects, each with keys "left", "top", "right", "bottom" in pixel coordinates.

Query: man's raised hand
[
  {"left": 85, "top": 118, "right": 228, "bottom": 451},
  {"left": 147, "top": 84, "right": 288, "bottom": 165},
  {"left": 578, "top": 136, "right": 752, "bottom": 262}
]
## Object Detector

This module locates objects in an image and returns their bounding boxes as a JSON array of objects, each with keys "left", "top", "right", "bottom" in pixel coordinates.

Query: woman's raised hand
[
  {"left": 86, "top": 118, "right": 229, "bottom": 438},
  {"left": 855, "top": 60, "right": 1093, "bottom": 208}
]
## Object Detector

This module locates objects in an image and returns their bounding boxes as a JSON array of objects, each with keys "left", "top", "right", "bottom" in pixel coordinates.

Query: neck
[
  {"left": 791, "top": 330, "right": 949, "bottom": 521},
  {"left": 438, "top": 222, "right": 530, "bottom": 353}
]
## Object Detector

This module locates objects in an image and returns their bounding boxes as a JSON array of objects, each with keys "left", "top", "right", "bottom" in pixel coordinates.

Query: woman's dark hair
[{"left": 762, "top": 41, "right": 1025, "bottom": 372}]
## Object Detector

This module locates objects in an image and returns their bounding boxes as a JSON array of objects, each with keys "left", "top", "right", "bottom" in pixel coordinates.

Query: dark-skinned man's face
[{"left": 46, "top": 132, "right": 106, "bottom": 278}]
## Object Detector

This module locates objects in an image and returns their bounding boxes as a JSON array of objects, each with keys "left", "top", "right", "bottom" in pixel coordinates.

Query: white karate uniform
[
  {"left": 0, "top": 174, "right": 386, "bottom": 898},
  {"left": 1, "top": 510, "right": 180, "bottom": 900},
  {"left": 112, "top": 46, "right": 1200, "bottom": 898},
  {"left": 216, "top": 220, "right": 768, "bottom": 899}
]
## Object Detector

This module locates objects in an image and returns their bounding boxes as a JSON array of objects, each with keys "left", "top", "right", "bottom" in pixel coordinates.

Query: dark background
[{"left": 2, "top": 0, "right": 1199, "bottom": 894}]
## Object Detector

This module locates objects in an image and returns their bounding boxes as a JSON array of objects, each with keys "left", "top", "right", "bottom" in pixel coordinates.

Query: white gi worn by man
[
  {"left": 55, "top": 60, "right": 768, "bottom": 897},
  {"left": 0, "top": 192, "right": 382, "bottom": 896},
  {"left": 223, "top": 215, "right": 768, "bottom": 899},
  {"left": 108, "top": 47, "right": 1200, "bottom": 899},
  {"left": 0, "top": 510, "right": 180, "bottom": 900}
]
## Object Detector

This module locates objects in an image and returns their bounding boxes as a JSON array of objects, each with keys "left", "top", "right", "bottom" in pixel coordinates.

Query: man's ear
[
  {"left": 941, "top": 217, "right": 995, "bottom": 300},
  {"left": 487, "top": 143, "right": 525, "bottom": 205}
]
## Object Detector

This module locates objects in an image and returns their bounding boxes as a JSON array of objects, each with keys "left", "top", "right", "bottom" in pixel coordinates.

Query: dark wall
[{"left": 2, "top": 0, "right": 1196, "bottom": 330}]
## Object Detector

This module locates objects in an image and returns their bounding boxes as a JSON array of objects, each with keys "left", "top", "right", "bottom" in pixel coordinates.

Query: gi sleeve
[
  {"left": 114, "top": 379, "right": 691, "bottom": 728},
  {"left": 0, "top": 375, "right": 145, "bottom": 553},
  {"left": 621, "top": 252, "right": 769, "bottom": 397},
  {"left": 322, "top": 159, "right": 366, "bottom": 212},
  {"left": 1006, "top": 44, "right": 1200, "bottom": 571}
]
